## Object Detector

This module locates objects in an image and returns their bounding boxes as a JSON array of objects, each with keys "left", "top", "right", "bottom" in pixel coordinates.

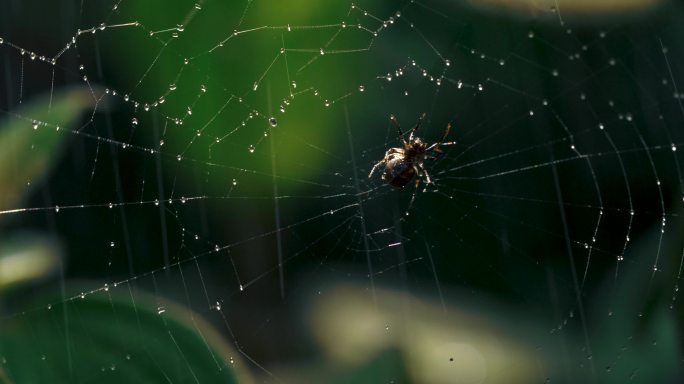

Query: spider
[{"left": 368, "top": 113, "right": 455, "bottom": 207}]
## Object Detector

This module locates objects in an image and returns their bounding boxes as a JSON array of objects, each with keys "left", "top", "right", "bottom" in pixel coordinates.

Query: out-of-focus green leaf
[
  {"left": 590, "top": 201, "right": 684, "bottom": 383},
  {"left": 0, "top": 288, "right": 249, "bottom": 384},
  {"left": 462, "top": 0, "right": 665, "bottom": 19},
  {"left": 325, "top": 348, "right": 407, "bottom": 384},
  {"left": 308, "top": 285, "right": 543, "bottom": 384},
  {"left": 0, "top": 233, "right": 61, "bottom": 292},
  {"left": 0, "top": 87, "right": 97, "bottom": 212},
  {"left": 269, "top": 348, "right": 407, "bottom": 383}
]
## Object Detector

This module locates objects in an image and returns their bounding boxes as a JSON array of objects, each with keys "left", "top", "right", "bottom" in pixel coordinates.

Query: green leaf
[
  {"left": 326, "top": 349, "right": 407, "bottom": 384},
  {"left": 589, "top": 203, "right": 684, "bottom": 383},
  {"left": 0, "top": 288, "right": 248, "bottom": 383},
  {"left": 0, "top": 87, "right": 97, "bottom": 213}
]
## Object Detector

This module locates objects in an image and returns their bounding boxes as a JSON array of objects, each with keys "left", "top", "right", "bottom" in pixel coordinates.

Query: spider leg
[
  {"left": 390, "top": 115, "right": 407, "bottom": 145},
  {"left": 426, "top": 122, "right": 456, "bottom": 152},
  {"left": 438, "top": 121, "right": 452, "bottom": 143},
  {"left": 407, "top": 176, "right": 421, "bottom": 212},
  {"left": 421, "top": 165, "right": 433, "bottom": 185},
  {"left": 409, "top": 112, "right": 427, "bottom": 141},
  {"left": 368, "top": 160, "right": 385, "bottom": 178}
]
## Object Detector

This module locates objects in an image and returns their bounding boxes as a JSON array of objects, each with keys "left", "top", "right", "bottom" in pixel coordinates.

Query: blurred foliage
[
  {"left": 0, "top": 0, "right": 683, "bottom": 383},
  {"left": 0, "top": 289, "right": 246, "bottom": 383},
  {"left": 0, "top": 88, "right": 95, "bottom": 293},
  {"left": 0, "top": 88, "right": 96, "bottom": 212}
]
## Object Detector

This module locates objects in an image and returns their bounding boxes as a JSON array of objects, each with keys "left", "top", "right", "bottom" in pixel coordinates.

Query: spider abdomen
[{"left": 383, "top": 157, "right": 415, "bottom": 188}]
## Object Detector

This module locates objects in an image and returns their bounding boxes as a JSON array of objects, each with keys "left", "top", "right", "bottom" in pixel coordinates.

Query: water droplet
[
  {"left": 110, "top": 241, "right": 115, "bottom": 247},
  {"left": 528, "top": 31, "right": 535, "bottom": 38},
  {"left": 319, "top": 48, "right": 325, "bottom": 55},
  {"left": 445, "top": 59, "right": 450, "bottom": 66},
  {"left": 232, "top": 179, "right": 237, "bottom": 186},
  {"left": 176, "top": 155, "right": 182, "bottom": 161},
  {"left": 253, "top": 82, "right": 258, "bottom": 91},
  {"left": 269, "top": 117, "right": 277, "bottom": 127},
  {"left": 32, "top": 121, "right": 39, "bottom": 130},
  {"left": 108, "top": 202, "right": 114, "bottom": 209},
  {"left": 131, "top": 118, "right": 138, "bottom": 125},
  {"left": 358, "top": 85, "right": 365, "bottom": 92},
  {"left": 248, "top": 145, "right": 255, "bottom": 153},
  {"left": 0, "top": 38, "right": 4, "bottom": 44}
]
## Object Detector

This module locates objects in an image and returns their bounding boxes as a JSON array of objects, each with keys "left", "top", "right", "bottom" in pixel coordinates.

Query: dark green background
[{"left": 1, "top": 0, "right": 683, "bottom": 382}]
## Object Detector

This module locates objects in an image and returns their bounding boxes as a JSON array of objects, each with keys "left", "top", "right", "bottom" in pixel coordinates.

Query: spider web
[{"left": 0, "top": 0, "right": 683, "bottom": 382}]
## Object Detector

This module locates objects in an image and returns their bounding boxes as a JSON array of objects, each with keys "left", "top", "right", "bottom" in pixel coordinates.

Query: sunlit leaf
[
  {"left": 0, "top": 234, "right": 61, "bottom": 291},
  {"left": 309, "top": 285, "right": 542, "bottom": 384}
]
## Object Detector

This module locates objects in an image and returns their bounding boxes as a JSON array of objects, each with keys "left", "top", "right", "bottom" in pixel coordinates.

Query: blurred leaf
[
  {"left": 0, "top": 288, "right": 249, "bottom": 383},
  {"left": 461, "top": 0, "right": 665, "bottom": 19},
  {"left": 325, "top": 348, "right": 407, "bottom": 384},
  {"left": 590, "top": 203, "right": 684, "bottom": 383},
  {"left": 0, "top": 87, "right": 97, "bottom": 212},
  {"left": 270, "top": 348, "right": 407, "bottom": 384},
  {"left": 0, "top": 233, "right": 61, "bottom": 292},
  {"left": 309, "top": 285, "right": 542, "bottom": 384}
]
